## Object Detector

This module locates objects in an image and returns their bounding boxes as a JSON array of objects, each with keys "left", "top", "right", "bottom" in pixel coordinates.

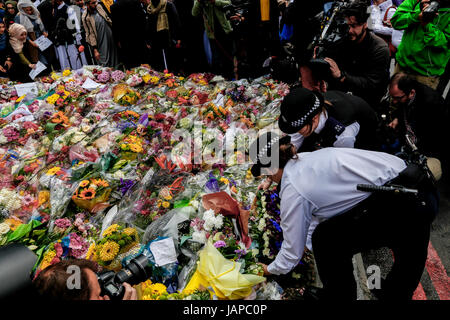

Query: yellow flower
[
  {"left": 99, "top": 241, "right": 120, "bottom": 262},
  {"left": 79, "top": 180, "right": 90, "bottom": 188},
  {"left": 162, "top": 201, "right": 170, "bottom": 209},
  {"left": 79, "top": 188, "right": 96, "bottom": 200},
  {"left": 42, "top": 250, "right": 56, "bottom": 264},
  {"left": 141, "top": 279, "right": 153, "bottom": 290},
  {"left": 123, "top": 228, "right": 137, "bottom": 236},
  {"left": 15, "top": 95, "right": 25, "bottom": 103},
  {"left": 86, "top": 243, "right": 96, "bottom": 260},
  {"left": 148, "top": 283, "right": 167, "bottom": 295},
  {"left": 164, "top": 194, "right": 172, "bottom": 201},
  {"left": 220, "top": 177, "right": 229, "bottom": 185},
  {"left": 129, "top": 143, "right": 143, "bottom": 153},
  {"left": 4, "top": 218, "right": 23, "bottom": 231},
  {"left": 120, "top": 144, "right": 128, "bottom": 150},
  {"left": 62, "top": 69, "right": 71, "bottom": 77},
  {"left": 46, "top": 167, "right": 61, "bottom": 176},
  {"left": 50, "top": 72, "right": 60, "bottom": 80},
  {"left": 102, "top": 224, "right": 120, "bottom": 237},
  {"left": 46, "top": 93, "right": 60, "bottom": 105},
  {"left": 142, "top": 74, "right": 151, "bottom": 83}
]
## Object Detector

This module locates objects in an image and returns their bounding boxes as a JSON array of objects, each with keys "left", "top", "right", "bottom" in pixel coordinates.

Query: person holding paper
[
  {"left": 14, "top": 0, "right": 49, "bottom": 66},
  {"left": 8, "top": 22, "right": 36, "bottom": 81}
]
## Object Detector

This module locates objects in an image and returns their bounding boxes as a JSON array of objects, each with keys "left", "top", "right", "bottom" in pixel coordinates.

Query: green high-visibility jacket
[{"left": 390, "top": 0, "right": 450, "bottom": 76}]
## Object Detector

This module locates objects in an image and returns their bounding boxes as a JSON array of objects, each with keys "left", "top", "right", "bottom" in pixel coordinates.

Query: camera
[
  {"left": 223, "top": 1, "right": 250, "bottom": 28},
  {"left": 307, "top": 1, "right": 351, "bottom": 80},
  {"left": 97, "top": 253, "right": 151, "bottom": 300},
  {"left": 422, "top": 1, "right": 440, "bottom": 21}
]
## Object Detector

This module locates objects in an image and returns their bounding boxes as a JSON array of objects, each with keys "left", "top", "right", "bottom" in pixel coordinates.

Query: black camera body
[
  {"left": 223, "top": 0, "right": 251, "bottom": 28},
  {"left": 307, "top": 1, "right": 351, "bottom": 80},
  {"left": 97, "top": 254, "right": 151, "bottom": 300},
  {"left": 422, "top": 1, "right": 440, "bottom": 21}
]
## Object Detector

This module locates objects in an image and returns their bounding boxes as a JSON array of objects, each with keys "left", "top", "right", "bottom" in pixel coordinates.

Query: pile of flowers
[{"left": 0, "top": 63, "right": 319, "bottom": 300}]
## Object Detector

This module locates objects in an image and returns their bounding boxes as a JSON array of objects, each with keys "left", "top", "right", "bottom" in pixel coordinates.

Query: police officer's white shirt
[
  {"left": 289, "top": 111, "right": 361, "bottom": 151},
  {"left": 267, "top": 148, "right": 407, "bottom": 275}
]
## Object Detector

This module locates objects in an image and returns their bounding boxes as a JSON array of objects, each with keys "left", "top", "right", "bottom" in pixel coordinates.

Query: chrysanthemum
[
  {"left": 80, "top": 188, "right": 96, "bottom": 200},
  {"left": 148, "top": 283, "right": 167, "bottom": 295},
  {"left": 123, "top": 228, "right": 137, "bottom": 237},
  {"left": 86, "top": 243, "right": 96, "bottom": 261},
  {"left": 102, "top": 224, "right": 120, "bottom": 237},
  {"left": 99, "top": 241, "right": 120, "bottom": 262}
]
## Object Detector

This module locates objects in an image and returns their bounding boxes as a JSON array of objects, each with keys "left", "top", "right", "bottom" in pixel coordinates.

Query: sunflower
[
  {"left": 102, "top": 224, "right": 120, "bottom": 237},
  {"left": 38, "top": 191, "right": 50, "bottom": 207},
  {"left": 79, "top": 180, "right": 90, "bottom": 188},
  {"left": 148, "top": 283, "right": 167, "bottom": 295},
  {"left": 94, "top": 179, "right": 109, "bottom": 188},
  {"left": 99, "top": 241, "right": 120, "bottom": 262},
  {"left": 86, "top": 243, "right": 96, "bottom": 261},
  {"left": 79, "top": 188, "right": 96, "bottom": 200},
  {"left": 4, "top": 218, "right": 23, "bottom": 231},
  {"left": 46, "top": 167, "right": 61, "bottom": 176},
  {"left": 129, "top": 143, "right": 143, "bottom": 153},
  {"left": 123, "top": 227, "right": 137, "bottom": 237}
]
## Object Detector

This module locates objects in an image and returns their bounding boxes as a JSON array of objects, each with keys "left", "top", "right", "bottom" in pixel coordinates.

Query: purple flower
[
  {"left": 213, "top": 240, "right": 227, "bottom": 248},
  {"left": 97, "top": 70, "right": 110, "bottom": 83},
  {"left": 138, "top": 113, "right": 149, "bottom": 127},
  {"left": 205, "top": 178, "right": 220, "bottom": 193},
  {"left": 111, "top": 70, "right": 125, "bottom": 82},
  {"left": 234, "top": 248, "right": 247, "bottom": 259},
  {"left": 120, "top": 179, "right": 135, "bottom": 196},
  {"left": 69, "top": 233, "right": 89, "bottom": 258}
]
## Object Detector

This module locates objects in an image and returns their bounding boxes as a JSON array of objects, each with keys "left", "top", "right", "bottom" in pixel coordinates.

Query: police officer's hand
[
  {"left": 258, "top": 263, "right": 271, "bottom": 276},
  {"left": 122, "top": 282, "right": 138, "bottom": 300},
  {"left": 257, "top": 177, "right": 272, "bottom": 191}
]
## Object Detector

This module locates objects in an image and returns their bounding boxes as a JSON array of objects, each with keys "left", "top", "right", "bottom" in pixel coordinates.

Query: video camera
[
  {"left": 223, "top": 0, "right": 251, "bottom": 28},
  {"left": 97, "top": 253, "right": 152, "bottom": 300},
  {"left": 307, "top": 0, "right": 352, "bottom": 80}
]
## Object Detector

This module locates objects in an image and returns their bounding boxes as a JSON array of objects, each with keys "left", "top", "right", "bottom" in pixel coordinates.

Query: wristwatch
[{"left": 338, "top": 71, "right": 346, "bottom": 81}]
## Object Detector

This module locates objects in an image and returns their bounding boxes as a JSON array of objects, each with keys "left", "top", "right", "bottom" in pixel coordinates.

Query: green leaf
[
  {"left": 7, "top": 223, "right": 32, "bottom": 242},
  {"left": 174, "top": 198, "right": 190, "bottom": 208},
  {"left": 44, "top": 122, "right": 59, "bottom": 134}
]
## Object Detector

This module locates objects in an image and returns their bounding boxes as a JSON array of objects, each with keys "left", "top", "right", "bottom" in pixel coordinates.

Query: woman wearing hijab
[
  {"left": 4, "top": 0, "right": 18, "bottom": 29},
  {"left": 14, "top": 0, "right": 48, "bottom": 64},
  {"left": 8, "top": 22, "right": 36, "bottom": 81}
]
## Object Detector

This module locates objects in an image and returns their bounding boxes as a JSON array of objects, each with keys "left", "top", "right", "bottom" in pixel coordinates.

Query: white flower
[
  {"left": 257, "top": 218, "right": 266, "bottom": 232},
  {"left": 192, "top": 230, "right": 206, "bottom": 244},
  {"left": 263, "top": 248, "right": 271, "bottom": 257},
  {"left": 262, "top": 232, "right": 269, "bottom": 242},
  {"left": 0, "top": 134, "right": 8, "bottom": 144},
  {"left": 213, "top": 214, "right": 223, "bottom": 229},
  {"left": 0, "top": 223, "right": 10, "bottom": 235},
  {"left": 251, "top": 248, "right": 259, "bottom": 256},
  {"left": 189, "top": 200, "right": 199, "bottom": 210},
  {"left": 203, "top": 209, "right": 224, "bottom": 232},
  {"left": 112, "top": 170, "right": 125, "bottom": 179}
]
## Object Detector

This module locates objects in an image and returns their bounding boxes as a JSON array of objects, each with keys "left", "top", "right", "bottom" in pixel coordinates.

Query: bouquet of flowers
[
  {"left": 112, "top": 84, "right": 141, "bottom": 106},
  {"left": 87, "top": 224, "right": 140, "bottom": 271},
  {"left": 71, "top": 178, "right": 112, "bottom": 213}
]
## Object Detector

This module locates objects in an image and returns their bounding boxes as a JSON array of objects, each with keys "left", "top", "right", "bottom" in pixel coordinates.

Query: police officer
[
  {"left": 278, "top": 87, "right": 379, "bottom": 153},
  {"left": 251, "top": 131, "right": 438, "bottom": 300}
]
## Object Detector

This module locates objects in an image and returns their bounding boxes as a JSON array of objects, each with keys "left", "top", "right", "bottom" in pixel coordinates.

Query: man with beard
[
  {"left": 388, "top": 72, "right": 449, "bottom": 163},
  {"left": 319, "top": 0, "right": 390, "bottom": 110}
]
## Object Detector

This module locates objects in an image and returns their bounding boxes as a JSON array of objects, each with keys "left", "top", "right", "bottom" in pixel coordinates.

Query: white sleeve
[
  {"left": 289, "top": 132, "right": 304, "bottom": 151},
  {"left": 67, "top": 6, "right": 81, "bottom": 33},
  {"left": 333, "top": 122, "right": 360, "bottom": 148},
  {"left": 267, "top": 184, "right": 313, "bottom": 275},
  {"left": 370, "top": 6, "right": 393, "bottom": 36}
]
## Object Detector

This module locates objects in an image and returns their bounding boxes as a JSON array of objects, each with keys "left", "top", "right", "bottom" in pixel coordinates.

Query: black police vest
[{"left": 298, "top": 91, "right": 378, "bottom": 152}]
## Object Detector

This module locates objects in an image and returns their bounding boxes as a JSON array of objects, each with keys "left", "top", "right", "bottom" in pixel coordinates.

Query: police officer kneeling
[
  {"left": 252, "top": 132, "right": 438, "bottom": 300},
  {"left": 279, "top": 87, "right": 379, "bottom": 153}
]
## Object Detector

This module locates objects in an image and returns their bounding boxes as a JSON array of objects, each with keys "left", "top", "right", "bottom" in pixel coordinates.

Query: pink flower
[
  {"left": 22, "top": 195, "right": 34, "bottom": 206},
  {"left": 111, "top": 70, "right": 125, "bottom": 82},
  {"left": 55, "top": 218, "right": 72, "bottom": 229},
  {"left": 213, "top": 240, "right": 227, "bottom": 248},
  {"left": 3, "top": 127, "right": 20, "bottom": 141},
  {"left": 54, "top": 242, "right": 63, "bottom": 257}
]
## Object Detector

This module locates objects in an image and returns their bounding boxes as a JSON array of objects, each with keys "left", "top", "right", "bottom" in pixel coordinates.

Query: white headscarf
[
  {"left": 17, "top": 0, "right": 45, "bottom": 34},
  {"left": 9, "top": 23, "right": 27, "bottom": 53}
]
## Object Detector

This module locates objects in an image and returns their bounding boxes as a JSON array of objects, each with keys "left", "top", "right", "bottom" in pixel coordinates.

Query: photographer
[
  {"left": 320, "top": 0, "right": 391, "bottom": 110},
  {"left": 390, "top": 0, "right": 450, "bottom": 90},
  {"left": 388, "top": 72, "right": 449, "bottom": 166},
  {"left": 33, "top": 259, "right": 137, "bottom": 300},
  {"left": 192, "top": 0, "right": 235, "bottom": 79}
]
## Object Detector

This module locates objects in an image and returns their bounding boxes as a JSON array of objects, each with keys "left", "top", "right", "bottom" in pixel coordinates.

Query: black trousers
[{"left": 312, "top": 188, "right": 438, "bottom": 300}]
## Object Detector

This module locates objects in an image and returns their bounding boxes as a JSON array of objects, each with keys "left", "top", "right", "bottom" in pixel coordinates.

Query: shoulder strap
[{"left": 383, "top": 5, "right": 396, "bottom": 22}]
